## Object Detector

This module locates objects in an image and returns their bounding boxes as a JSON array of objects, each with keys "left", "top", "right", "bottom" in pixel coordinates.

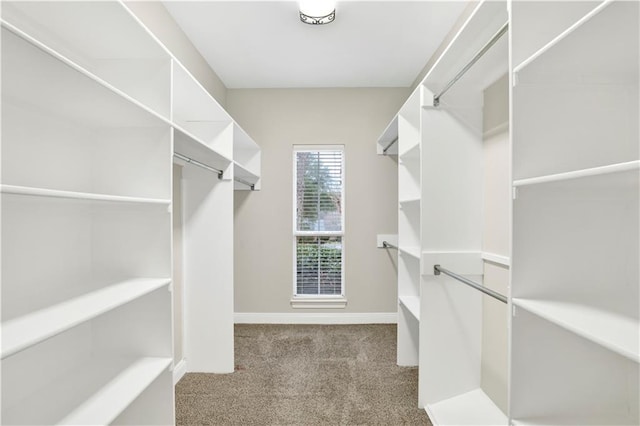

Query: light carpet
[{"left": 175, "top": 324, "right": 431, "bottom": 425}]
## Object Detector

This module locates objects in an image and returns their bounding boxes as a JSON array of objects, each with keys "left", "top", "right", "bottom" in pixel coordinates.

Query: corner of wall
[{"left": 124, "top": 0, "right": 228, "bottom": 107}]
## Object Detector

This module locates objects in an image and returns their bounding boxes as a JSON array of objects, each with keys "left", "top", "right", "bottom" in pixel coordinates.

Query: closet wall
[{"left": 228, "top": 88, "right": 407, "bottom": 318}]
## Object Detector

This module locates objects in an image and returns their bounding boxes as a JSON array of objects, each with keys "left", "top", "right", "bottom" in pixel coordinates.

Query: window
[{"left": 293, "top": 146, "right": 345, "bottom": 306}]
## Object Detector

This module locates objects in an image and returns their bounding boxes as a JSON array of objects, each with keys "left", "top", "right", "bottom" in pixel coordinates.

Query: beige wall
[
  {"left": 228, "top": 88, "right": 409, "bottom": 313},
  {"left": 481, "top": 74, "right": 510, "bottom": 412},
  {"left": 125, "top": 1, "right": 228, "bottom": 107}
]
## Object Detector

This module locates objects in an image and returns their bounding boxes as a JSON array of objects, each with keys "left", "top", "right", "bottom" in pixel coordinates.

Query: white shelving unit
[
  {"left": 233, "top": 123, "right": 261, "bottom": 190},
  {"left": 1, "top": 14, "right": 174, "bottom": 424},
  {"left": 416, "top": 1, "right": 509, "bottom": 423},
  {"left": 2, "top": 1, "right": 261, "bottom": 423},
  {"left": 510, "top": 1, "right": 639, "bottom": 424}
]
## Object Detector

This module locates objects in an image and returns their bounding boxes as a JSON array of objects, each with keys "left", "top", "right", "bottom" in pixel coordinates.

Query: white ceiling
[{"left": 163, "top": 1, "right": 468, "bottom": 89}]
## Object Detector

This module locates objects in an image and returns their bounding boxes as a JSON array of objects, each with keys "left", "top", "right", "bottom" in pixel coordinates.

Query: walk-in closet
[{"left": 1, "top": 0, "right": 637, "bottom": 425}]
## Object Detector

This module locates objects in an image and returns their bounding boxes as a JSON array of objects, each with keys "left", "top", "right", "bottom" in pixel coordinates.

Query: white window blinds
[{"left": 294, "top": 147, "right": 344, "bottom": 296}]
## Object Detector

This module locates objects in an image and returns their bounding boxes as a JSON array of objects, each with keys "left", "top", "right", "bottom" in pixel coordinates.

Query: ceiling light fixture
[{"left": 299, "top": 0, "right": 336, "bottom": 25}]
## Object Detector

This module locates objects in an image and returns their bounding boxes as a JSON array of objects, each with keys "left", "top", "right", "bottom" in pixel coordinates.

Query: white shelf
[
  {"left": 1, "top": 278, "right": 171, "bottom": 359},
  {"left": 0, "top": 185, "right": 170, "bottom": 206},
  {"left": 377, "top": 115, "right": 399, "bottom": 155},
  {"left": 399, "top": 246, "right": 421, "bottom": 260},
  {"left": 425, "top": 388, "right": 507, "bottom": 426},
  {"left": 173, "top": 126, "right": 233, "bottom": 175},
  {"left": 399, "top": 143, "right": 420, "bottom": 161},
  {"left": 513, "top": 298, "right": 639, "bottom": 363},
  {"left": 399, "top": 295, "right": 420, "bottom": 322},
  {"left": 58, "top": 357, "right": 171, "bottom": 425},
  {"left": 513, "top": 161, "right": 639, "bottom": 188},
  {"left": 2, "top": 356, "right": 171, "bottom": 426},
  {"left": 399, "top": 197, "right": 420, "bottom": 207},
  {"left": 1, "top": 22, "right": 169, "bottom": 130},
  {"left": 513, "top": 1, "right": 613, "bottom": 74},
  {"left": 233, "top": 161, "right": 260, "bottom": 190}
]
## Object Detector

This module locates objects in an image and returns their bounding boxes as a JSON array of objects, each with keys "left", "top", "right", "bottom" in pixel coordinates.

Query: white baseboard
[
  {"left": 173, "top": 358, "right": 187, "bottom": 384},
  {"left": 234, "top": 312, "right": 397, "bottom": 324}
]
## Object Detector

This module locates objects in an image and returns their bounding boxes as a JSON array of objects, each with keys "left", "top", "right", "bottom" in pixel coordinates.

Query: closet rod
[
  {"left": 234, "top": 177, "right": 255, "bottom": 191},
  {"left": 174, "top": 152, "right": 223, "bottom": 179},
  {"left": 382, "top": 137, "right": 399, "bottom": 155},
  {"left": 382, "top": 241, "right": 398, "bottom": 250},
  {"left": 434, "top": 264, "right": 507, "bottom": 304},
  {"left": 433, "top": 21, "right": 509, "bottom": 107}
]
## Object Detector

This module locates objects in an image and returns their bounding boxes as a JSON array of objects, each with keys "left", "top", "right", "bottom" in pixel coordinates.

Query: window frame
[{"left": 291, "top": 145, "right": 346, "bottom": 307}]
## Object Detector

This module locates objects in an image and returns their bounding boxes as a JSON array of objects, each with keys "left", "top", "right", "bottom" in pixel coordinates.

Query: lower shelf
[
  {"left": 425, "top": 388, "right": 507, "bottom": 426},
  {"left": 2, "top": 356, "right": 172, "bottom": 425},
  {"left": 399, "top": 295, "right": 420, "bottom": 321},
  {"left": 512, "top": 412, "right": 638, "bottom": 426}
]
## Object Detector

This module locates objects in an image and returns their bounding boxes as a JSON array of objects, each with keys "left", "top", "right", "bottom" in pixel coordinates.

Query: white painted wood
[
  {"left": 376, "top": 115, "right": 399, "bottom": 155},
  {"left": 425, "top": 388, "right": 507, "bottom": 426},
  {"left": 421, "top": 252, "right": 483, "bottom": 276},
  {"left": 1, "top": 2, "right": 172, "bottom": 117},
  {"left": 1, "top": 6, "right": 177, "bottom": 424},
  {"left": 513, "top": 1, "right": 613, "bottom": 74},
  {"left": 1, "top": 279, "right": 171, "bottom": 360},
  {"left": 399, "top": 296, "right": 420, "bottom": 322},
  {"left": 514, "top": 298, "right": 639, "bottom": 363},
  {"left": 398, "top": 246, "right": 421, "bottom": 260},
  {"left": 510, "top": 1, "right": 639, "bottom": 423},
  {"left": 512, "top": 0, "right": 638, "bottom": 180},
  {"left": 173, "top": 126, "right": 233, "bottom": 177},
  {"left": 0, "top": 185, "right": 170, "bottom": 206},
  {"left": 182, "top": 165, "right": 234, "bottom": 374},
  {"left": 511, "top": 308, "right": 639, "bottom": 425},
  {"left": 481, "top": 252, "right": 510, "bottom": 268},
  {"left": 233, "top": 123, "right": 261, "bottom": 190},
  {"left": 397, "top": 302, "right": 420, "bottom": 367},
  {"left": 57, "top": 357, "right": 171, "bottom": 425},
  {"left": 3, "top": 356, "right": 171, "bottom": 426},
  {"left": 173, "top": 359, "right": 187, "bottom": 385},
  {"left": 513, "top": 160, "right": 640, "bottom": 187}
]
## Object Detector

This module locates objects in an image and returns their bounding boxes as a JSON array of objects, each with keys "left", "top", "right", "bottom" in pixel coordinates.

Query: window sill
[{"left": 290, "top": 296, "right": 347, "bottom": 309}]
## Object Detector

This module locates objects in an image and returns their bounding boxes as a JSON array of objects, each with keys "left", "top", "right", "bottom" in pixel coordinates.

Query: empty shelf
[
  {"left": 399, "top": 295, "right": 420, "bottom": 321},
  {"left": 1, "top": 278, "right": 171, "bottom": 359},
  {"left": 513, "top": 298, "right": 639, "bottom": 362},
  {"left": 425, "top": 388, "right": 507, "bottom": 426},
  {"left": 2, "top": 356, "right": 171, "bottom": 425},
  {"left": 399, "top": 246, "right": 421, "bottom": 260}
]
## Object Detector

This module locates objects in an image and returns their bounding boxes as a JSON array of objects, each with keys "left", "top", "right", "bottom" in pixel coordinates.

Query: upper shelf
[
  {"left": 422, "top": 0, "right": 508, "bottom": 99},
  {"left": 1, "top": 1, "right": 172, "bottom": 117},
  {"left": 514, "top": 1, "right": 638, "bottom": 85},
  {"left": 377, "top": 115, "right": 399, "bottom": 155},
  {"left": 1, "top": 24, "right": 168, "bottom": 130}
]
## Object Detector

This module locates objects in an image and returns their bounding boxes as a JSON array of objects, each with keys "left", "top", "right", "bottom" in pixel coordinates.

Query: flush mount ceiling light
[{"left": 299, "top": 0, "right": 336, "bottom": 25}]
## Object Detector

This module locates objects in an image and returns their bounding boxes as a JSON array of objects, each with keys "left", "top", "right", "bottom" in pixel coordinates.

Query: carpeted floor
[{"left": 175, "top": 324, "right": 431, "bottom": 425}]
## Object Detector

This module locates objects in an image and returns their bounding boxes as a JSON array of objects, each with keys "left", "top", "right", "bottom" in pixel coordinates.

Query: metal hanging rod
[
  {"left": 382, "top": 241, "right": 398, "bottom": 250},
  {"left": 382, "top": 137, "right": 399, "bottom": 155},
  {"left": 434, "top": 264, "right": 507, "bottom": 304},
  {"left": 433, "top": 21, "right": 509, "bottom": 107},
  {"left": 174, "top": 152, "right": 223, "bottom": 179},
  {"left": 234, "top": 177, "right": 255, "bottom": 191}
]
